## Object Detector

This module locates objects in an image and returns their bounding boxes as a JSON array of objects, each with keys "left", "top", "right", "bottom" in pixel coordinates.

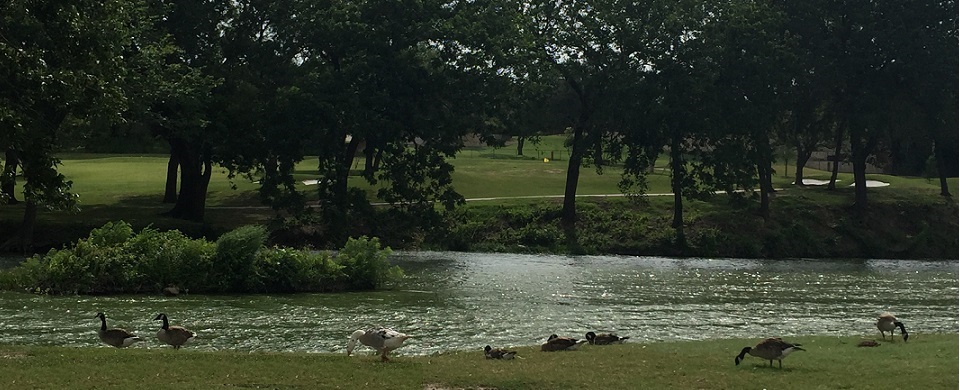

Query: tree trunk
[
  {"left": 163, "top": 147, "right": 179, "bottom": 203},
  {"left": 19, "top": 201, "right": 37, "bottom": 252},
  {"left": 1, "top": 200, "right": 38, "bottom": 254},
  {"left": 516, "top": 136, "right": 525, "bottom": 156},
  {"left": 373, "top": 148, "right": 383, "bottom": 171},
  {"left": 335, "top": 136, "right": 361, "bottom": 207},
  {"left": 669, "top": 133, "right": 685, "bottom": 249},
  {"left": 934, "top": 139, "right": 952, "bottom": 197},
  {"left": 851, "top": 153, "right": 868, "bottom": 208},
  {"left": 793, "top": 144, "right": 813, "bottom": 186},
  {"left": 827, "top": 125, "right": 844, "bottom": 190},
  {"left": 258, "top": 156, "right": 280, "bottom": 205},
  {"left": 758, "top": 140, "right": 775, "bottom": 194},
  {"left": 758, "top": 161, "right": 771, "bottom": 219},
  {"left": 1, "top": 149, "right": 20, "bottom": 204},
  {"left": 850, "top": 135, "right": 869, "bottom": 210},
  {"left": 363, "top": 145, "right": 376, "bottom": 179},
  {"left": 561, "top": 125, "right": 585, "bottom": 225},
  {"left": 165, "top": 138, "right": 211, "bottom": 221}
]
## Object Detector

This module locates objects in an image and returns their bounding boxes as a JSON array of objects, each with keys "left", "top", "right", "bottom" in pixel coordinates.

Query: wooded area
[{"left": 2, "top": 0, "right": 957, "bottom": 252}]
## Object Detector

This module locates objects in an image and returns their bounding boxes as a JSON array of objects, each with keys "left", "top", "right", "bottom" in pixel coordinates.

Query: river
[{"left": 0, "top": 252, "right": 956, "bottom": 356}]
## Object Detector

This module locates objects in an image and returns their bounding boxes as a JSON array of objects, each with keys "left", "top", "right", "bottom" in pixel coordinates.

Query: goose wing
[
  {"left": 548, "top": 336, "right": 578, "bottom": 348},
  {"left": 756, "top": 338, "right": 803, "bottom": 358},
  {"left": 372, "top": 328, "right": 410, "bottom": 351},
  {"left": 102, "top": 328, "right": 138, "bottom": 340},
  {"left": 166, "top": 326, "right": 196, "bottom": 344},
  {"left": 595, "top": 333, "right": 624, "bottom": 345}
]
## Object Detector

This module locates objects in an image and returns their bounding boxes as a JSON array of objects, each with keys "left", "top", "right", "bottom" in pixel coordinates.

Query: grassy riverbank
[{"left": 1, "top": 334, "right": 956, "bottom": 389}]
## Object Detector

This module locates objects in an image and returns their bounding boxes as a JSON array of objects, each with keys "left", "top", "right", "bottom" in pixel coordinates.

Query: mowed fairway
[
  {"left": 0, "top": 334, "right": 955, "bottom": 389},
  {"left": 34, "top": 136, "right": 954, "bottom": 207},
  {"left": 55, "top": 154, "right": 263, "bottom": 207}
]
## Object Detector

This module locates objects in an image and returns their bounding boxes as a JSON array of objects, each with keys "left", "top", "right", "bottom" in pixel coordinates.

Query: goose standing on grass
[
  {"left": 94, "top": 312, "right": 143, "bottom": 348},
  {"left": 484, "top": 345, "right": 518, "bottom": 360},
  {"left": 346, "top": 328, "right": 412, "bottom": 362},
  {"left": 734, "top": 338, "right": 805, "bottom": 368},
  {"left": 154, "top": 313, "right": 196, "bottom": 349},
  {"left": 876, "top": 312, "right": 909, "bottom": 341},
  {"left": 540, "top": 334, "right": 588, "bottom": 351},
  {"left": 585, "top": 331, "right": 630, "bottom": 345}
]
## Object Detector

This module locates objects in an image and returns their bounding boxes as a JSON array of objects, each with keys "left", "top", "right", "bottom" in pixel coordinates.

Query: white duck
[{"left": 346, "top": 327, "right": 412, "bottom": 362}]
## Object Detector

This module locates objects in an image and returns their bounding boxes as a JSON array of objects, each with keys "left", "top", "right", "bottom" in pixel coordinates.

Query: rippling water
[{"left": 0, "top": 252, "right": 956, "bottom": 356}]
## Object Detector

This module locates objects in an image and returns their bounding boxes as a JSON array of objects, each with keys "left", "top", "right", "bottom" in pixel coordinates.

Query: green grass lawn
[{"left": 0, "top": 334, "right": 955, "bottom": 389}]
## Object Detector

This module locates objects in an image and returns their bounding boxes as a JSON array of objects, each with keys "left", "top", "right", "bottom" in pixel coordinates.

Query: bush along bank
[
  {"left": 425, "top": 194, "right": 960, "bottom": 259},
  {"left": 0, "top": 221, "right": 402, "bottom": 295}
]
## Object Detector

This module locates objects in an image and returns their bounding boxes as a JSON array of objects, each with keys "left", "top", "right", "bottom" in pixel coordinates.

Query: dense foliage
[{"left": 0, "top": 221, "right": 401, "bottom": 295}]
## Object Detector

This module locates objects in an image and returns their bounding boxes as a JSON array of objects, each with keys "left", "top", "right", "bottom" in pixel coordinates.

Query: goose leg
[
  {"left": 778, "top": 360, "right": 782, "bottom": 369},
  {"left": 381, "top": 352, "right": 389, "bottom": 362}
]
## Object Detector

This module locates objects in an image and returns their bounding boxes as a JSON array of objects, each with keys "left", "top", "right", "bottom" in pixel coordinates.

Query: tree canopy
[{"left": 2, "top": 0, "right": 956, "bottom": 251}]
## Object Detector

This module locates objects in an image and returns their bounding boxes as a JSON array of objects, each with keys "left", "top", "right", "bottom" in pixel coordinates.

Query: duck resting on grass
[
  {"left": 154, "top": 313, "right": 196, "bottom": 349},
  {"left": 735, "top": 338, "right": 805, "bottom": 368},
  {"left": 541, "top": 334, "right": 588, "bottom": 351},
  {"left": 876, "top": 312, "right": 909, "bottom": 342},
  {"left": 484, "top": 345, "right": 518, "bottom": 360},
  {"left": 94, "top": 312, "right": 143, "bottom": 348},
  {"left": 585, "top": 331, "right": 630, "bottom": 345},
  {"left": 346, "top": 328, "right": 412, "bottom": 362}
]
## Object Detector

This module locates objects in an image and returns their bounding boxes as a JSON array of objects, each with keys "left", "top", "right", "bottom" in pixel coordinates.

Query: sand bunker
[
  {"left": 854, "top": 180, "right": 890, "bottom": 187},
  {"left": 793, "top": 179, "right": 836, "bottom": 186},
  {"left": 792, "top": 179, "right": 889, "bottom": 187}
]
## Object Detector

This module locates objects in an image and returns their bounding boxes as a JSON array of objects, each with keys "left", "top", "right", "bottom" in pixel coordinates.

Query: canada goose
[
  {"left": 734, "top": 338, "right": 805, "bottom": 368},
  {"left": 876, "top": 312, "right": 909, "bottom": 341},
  {"left": 484, "top": 345, "right": 517, "bottom": 360},
  {"left": 585, "top": 331, "right": 630, "bottom": 345},
  {"left": 94, "top": 312, "right": 143, "bottom": 348},
  {"left": 346, "top": 328, "right": 412, "bottom": 362},
  {"left": 540, "top": 334, "right": 588, "bottom": 351},
  {"left": 154, "top": 313, "right": 195, "bottom": 349}
]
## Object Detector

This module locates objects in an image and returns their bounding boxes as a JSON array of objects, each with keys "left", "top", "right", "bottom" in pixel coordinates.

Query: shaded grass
[{"left": 0, "top": 334, "right": 955, "bottom": 389}]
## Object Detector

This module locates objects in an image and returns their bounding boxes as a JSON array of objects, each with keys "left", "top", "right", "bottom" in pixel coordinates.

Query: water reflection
[{"left": 0, "top": 252, "right": 956, "bottom": 356}]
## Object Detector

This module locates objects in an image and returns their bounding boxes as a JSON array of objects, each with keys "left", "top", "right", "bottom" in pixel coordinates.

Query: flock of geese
[
  {"left": 95, "top": 312, "right": 195, "bottom": 349},
  {"left": 734, "top": 312, "right": 909, "bottom": 368},
  {"left": 93, "top": 311, "right": 910, "bottom": 368}
]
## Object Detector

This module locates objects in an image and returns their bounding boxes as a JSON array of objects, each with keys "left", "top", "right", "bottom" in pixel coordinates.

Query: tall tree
[
  {"left": 521, "top": 0, "right": 648, "bottom": 225},
  {"left": 635, "top": 0, "right": 722, "bottom": 247},
  {"left": 146, "top": 0, "right": 229, "bottom": 221},
  {"left": 0, "top": 0, "right": 161, "bottom": 251},
  {"left": 707, "top": 0, "right": 793, "bottom": 218}
]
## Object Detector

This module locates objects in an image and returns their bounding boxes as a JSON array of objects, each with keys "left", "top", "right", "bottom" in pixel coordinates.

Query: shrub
[
  {"left": 335, "top": 236, "right": 401, "bottom": 290},
  {"left": 517, "top": 224, "right": 562, "bottom": 248},
  {"left": 212, "top": 225, "right": 269, "bottom": 292},
  {"left": 0, "top": 221, "right": 398, "bottom": 295}
]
